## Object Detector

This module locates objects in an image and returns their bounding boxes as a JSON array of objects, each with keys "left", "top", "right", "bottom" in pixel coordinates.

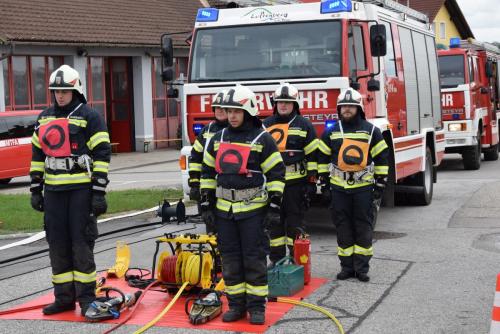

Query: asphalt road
[{"left": 0, "top": 152, "right": 499, "bottom": 333}]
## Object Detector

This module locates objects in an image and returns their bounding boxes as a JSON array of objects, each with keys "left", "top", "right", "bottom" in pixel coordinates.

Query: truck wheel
[
  {"left": 0, "top": 178, "right": 12, "bottom": 184},
  {"left": 484, "top": 144, "right": 499, "bottom": 161},
  {"left": 462, "top": 131, "right": 481, "bottom": 170},
  {"left": 407, "top": 147, "right": 433, "bottom": 206}
]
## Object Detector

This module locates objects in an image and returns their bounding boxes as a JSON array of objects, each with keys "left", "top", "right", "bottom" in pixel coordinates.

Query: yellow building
[{"left": 400, "top": 0, "right": 474, "bottom": 48}]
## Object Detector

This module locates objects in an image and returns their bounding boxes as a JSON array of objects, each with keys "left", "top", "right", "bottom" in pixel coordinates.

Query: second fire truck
[{"left": 438, "top": 38, "right": 500, "bottom": 170}]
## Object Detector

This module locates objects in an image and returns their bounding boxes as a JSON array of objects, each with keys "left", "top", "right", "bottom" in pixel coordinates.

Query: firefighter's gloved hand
[
  {"left": 264, "top": 194, "right": 282, "bottom": 232},
  {"left": 91, "top": 193, "right": 108, "bottom": 217},
  {"left": 303, "top": 183, "right": 317, "bottom": 210},
  {"left": 200, "top": 191, "right": 216, "bottom": 232},
  {"left": 373, "top": 177, "right": 387, "bottom": 201},
  {"left": 188, "top": 180, "right": 201, "bottom": 202},
  {"left": 30, "top": 192, "right": 44, "bottom": 212}
]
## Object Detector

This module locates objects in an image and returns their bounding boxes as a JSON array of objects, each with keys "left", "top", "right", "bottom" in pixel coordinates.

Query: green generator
[{"left": 268, "top": 257, "right": 304, "bottom": 297}]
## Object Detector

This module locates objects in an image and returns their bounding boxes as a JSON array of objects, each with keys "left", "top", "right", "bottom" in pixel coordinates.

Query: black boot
[
  {"left": 80, "top": 302, "right": 92, "bottom": 316},
  {"left": 222, "top": 309, "right": 246, "bottom": 322},
  {"left": 42, "top": 302, "right": 76, "bottom": 315},
  {"left": 356, "top": 272, "right": 370, "bottom": 282},
  {"left": 249, "top": 310, "right": 265, "bottom": 325},
  {"left": 336, "top": 270, "right": 354, "bottom": 280}
]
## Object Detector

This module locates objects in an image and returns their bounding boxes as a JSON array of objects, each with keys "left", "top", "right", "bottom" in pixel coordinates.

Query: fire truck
[
  {"left": 161, "top": 0, "right": 445, "bottom": 206},
  {"left": 438, "top": 38, "right": 500, "bottom": 170}
]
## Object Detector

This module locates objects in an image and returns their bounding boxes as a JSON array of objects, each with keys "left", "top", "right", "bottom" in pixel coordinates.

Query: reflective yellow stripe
[
  {"left": 69, "top": 119, "right": 87, "bottom": 127},
  {"left": 214, "top": 142, "right": 220, "bottom": 151},
  {"left": 203, "top": 152, "right": 215, "bottom": 168},
  {"left": 288, "top": 129, "right": 307, "bottom": 137},
  {"left": 93, "top": 161, "right": 109, "bottom": 173},
  {"left": 307, "top": 161, "right": 317, "bottom": 171},
  {"left": 374, "top": 165, "right": 389, "bottom": 175},
  {"left": 261, "top": 151, "right": 283, "bottom": 174},
  {"left": 319, "top": 140, "right": 332, "bottom": 155},
  {"left": 318, "top": 163, "right": 330, "bottom": 174},
  {"left": 200, "top": 178, "right": 217, "bottom": 189},
  {"left": 190, "top": 162, "right": 202, "bottom": 172},
  {"left": 330, "top": 132, "right": 371, "bottom": 140},
  {"left": 203, "top": 132, "right": 215, "bottom": 139},
  {"left": 337, "top": 246, "right": 354, "bottom": 257},
  {"left": 286, "top": 237, "right": 294, "bottom": 246},
  {"left": 190, "top": 178, "right": 200, "bottom": 183},
  {"left": 45, "top": 172, "right": 91, "bottom": 185},
  {"left": 216, "top": 198, "right": 267, "bottom": 213},
  {"left": 251, "top": 144, "right": 263, "bottom": 153},
  {"left": 73, "top": 270, "right": 97, "bottom": 283},
  {"left": 330, "top": 175, "right": 373, "bottom": 189},
  {"left": 193, "top": 140, "right": 204, "bottom": 153},
  {"left": 266, "top": 180, "right": 285, "bottom": 193},
  {"left": 226, "top": 282, "right": 246, "bottom": 295},
  {"left": 354, "top": 245, "right": 373, "bottom": 256},
  {"left": 32, "top": 133, "right": 41, "bottom": 148},
  {"left": 246, "top": 283, "right": 268, "bottom": 297},
  {"left": 86, "top": 131, "right": 110, "bottom": 150},
  {"left": 371, "top": 140, "right": 388, "bottom": 158},
  {"left": 285, "top": 170, "right": 307, "bottom": 181},
  {"left": 304, "top": 138, "right": 319, "bottom": 155},
  {"left": 270, "top": 237, "right": 286, "bottom": 247},
  {"left": 52, "top": 271, "right": 74, "bottom": 284},
  {"left": 30, "top": 161, "right": 45, "bottom": 173},
  {"left": 38, "top": 117, "right": 56, "bottom": 125}
]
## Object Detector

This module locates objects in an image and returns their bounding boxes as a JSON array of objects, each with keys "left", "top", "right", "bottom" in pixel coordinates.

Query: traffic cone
[{"left": 490, "top": 273, "right": 500, "bottom": 333}]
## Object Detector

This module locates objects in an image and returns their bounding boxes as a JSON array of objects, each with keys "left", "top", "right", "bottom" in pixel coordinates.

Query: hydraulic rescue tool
[
  {"left": 107, "top": 241, "right": 131, "bottom": 279},
  {"left": 85, "top": 287, "right": 142, "bottom": 322},
  {"left": 185, "top": 289, "right": 223, "bottom": 325}
]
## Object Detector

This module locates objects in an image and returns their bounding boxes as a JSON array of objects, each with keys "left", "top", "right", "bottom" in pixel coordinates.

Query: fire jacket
[
  {"left": 318, "top": 118, "right": 389, "bottom": 192},
  {"left": 30, "top": 102, "right": 111, "bottom": 192},
  {"left": 263, "top": 111, "right": 318, "bottom": 184},
  {"left": 201, "top": 124, "right": 286, "bottom": 219},
  {"left": 189, "top": 120, "right": 227, "bottom": 184}
]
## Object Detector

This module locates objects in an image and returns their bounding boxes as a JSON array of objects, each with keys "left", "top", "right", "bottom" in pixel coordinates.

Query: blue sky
[{"left": 456, "top": 0, "right": 500, "bottom": 43}]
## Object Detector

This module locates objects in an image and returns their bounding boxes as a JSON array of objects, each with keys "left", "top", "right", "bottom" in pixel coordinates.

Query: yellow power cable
[
  {"left": 133, "top": 281, "right": 189, "bottom": 334},
  {"left": 277, "top": 297, "right": 345, "bottom": 334}
]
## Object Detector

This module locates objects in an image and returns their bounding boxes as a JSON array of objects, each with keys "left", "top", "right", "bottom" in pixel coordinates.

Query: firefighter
[
  {"left": 263, "top": 83, "right": 318, "bottom": 266},
  {"left": 188, "top": 90, "right": 228, "bottom": 233},
  {"left": 318, "top": 89, "right": 388, "bottom": 282},
  {"left": 29, "top": 65, "right": 111, "bottom": 315},
  {"left": 200, "top": 85, "right": 285, "bottom": 324}
]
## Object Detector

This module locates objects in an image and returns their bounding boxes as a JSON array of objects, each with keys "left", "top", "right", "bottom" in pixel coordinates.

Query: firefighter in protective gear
[
  {"left": 200, "top": 85, "right": 285, "bottom": 325},
  {"left": 188, "top": 90, "right": 228, "bottom": 233},
  {"left": 263, "top": 83, "right": 318, "bottom": 266},
  {"left": 318, "top": 89, "right": 388, "bottom": 282},
  {"left": 29, "top": 65, "right": 111, "bottom": 316}
]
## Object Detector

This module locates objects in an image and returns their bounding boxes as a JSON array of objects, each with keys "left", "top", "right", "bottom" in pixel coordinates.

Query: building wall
[{"left": 433, "top": 5, "right": 462, "bottom": 48}]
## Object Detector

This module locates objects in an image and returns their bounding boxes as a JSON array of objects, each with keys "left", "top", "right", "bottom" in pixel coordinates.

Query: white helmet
[
  {"left": 273, "top": 83, "right": 299, "bottom": 103},
  {"left": 337, "top": 89, "right": 364, "bottom": 118},
  {"left": 49, "top": 65, "right": 86, "bottom": 103},
  {"left": 222, "top": 85, "right": 259, "bottom": 116},
  {"left": 211, "top": 90, "right": 227, "bottom": 110}
]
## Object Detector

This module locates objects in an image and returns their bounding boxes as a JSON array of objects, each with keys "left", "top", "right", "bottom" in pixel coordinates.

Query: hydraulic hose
[
  {"left": 133, "top": 281, "right": 189, "bottom": 334},
  {"left": 274, "top": 297, "right": 344, "bottom": 334}
]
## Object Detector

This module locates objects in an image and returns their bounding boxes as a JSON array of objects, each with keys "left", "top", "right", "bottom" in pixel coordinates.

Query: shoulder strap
[
  {"left": 368, "top": 124, "right": 375, "bottom": 145},
  {"left": 220, "top": 128, "right": 226, "bottom": 143},
  {"left": 250, "top": 130, "right": 266, "bottom": 147},
  {"left": 67, "top": 103, "right": 83, "bottom": 119},
  {"left": 288, "top": 115, "right": 297, "bottom": 126},
  {"left": 338, "top": 120, "right": 344, "bottom": 138}
]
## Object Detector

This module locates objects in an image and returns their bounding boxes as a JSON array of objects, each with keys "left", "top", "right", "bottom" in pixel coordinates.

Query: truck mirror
[
  {"left": 370, "top": 24, "right": 387, "bottom": 57},
  {"left": 367, "top": 78, "right": 380, "bottom": 92},
  {"left": 161, "top": 35, "right": 174, "bottom": 67},
  {"left": 350, "top": 81, "right": 361, "bottom": 90},
  {"left": 486, "top": 60, "right": 493, "bottom": 78},
  {"left": 167, "top": 86, "right": 179, "bottom": 98},
  {"left": 162, "top": 68, "right": 175, "bottom": 83},
  {"left": 480, "top": 87, "right": 489, "bottom": 95}
]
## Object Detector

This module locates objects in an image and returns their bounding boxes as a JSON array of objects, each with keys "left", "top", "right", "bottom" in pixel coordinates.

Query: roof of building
[
  {"left": 399, "top": 0, "right": 474, "bottom": 38},
  {"left": 0, "top": 0, "right": 204, "bottom": 48}
]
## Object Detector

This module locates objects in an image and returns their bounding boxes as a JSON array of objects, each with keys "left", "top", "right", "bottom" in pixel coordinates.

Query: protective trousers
[
  {"left": 216, "top": 212, "right": 268, "bottom": 313},
  {"left": 269, "top": 181, "right": 305, "bottom": 263},
  {"left": 44, "top": 188, "right": 98, "bottom": 306},
  {"left": 330, "top": 188, "right": 374, "bottom": 274}
]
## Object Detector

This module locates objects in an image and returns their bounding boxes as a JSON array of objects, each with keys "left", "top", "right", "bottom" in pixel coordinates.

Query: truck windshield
[
  {"left": 439, "top": 55, "right": 465, "bottom": 88},
  {"left": 190, "top": 21, "right": 341, "bottom": 82}
]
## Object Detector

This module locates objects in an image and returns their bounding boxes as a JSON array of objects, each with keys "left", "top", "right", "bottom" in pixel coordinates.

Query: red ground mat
[{"left": 0, "top": 277, "right": 327, "bottom": 333}]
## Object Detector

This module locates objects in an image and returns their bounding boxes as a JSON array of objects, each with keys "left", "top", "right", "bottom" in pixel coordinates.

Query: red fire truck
[
  {"left": 438, "top": 38, "right": 500, "bottom": 170},
  {"left": 162, "top": 0, "right": 445, "bottom": 205},
  {"left": 0, "top": 110, "right": 41, "bottom": 184}
]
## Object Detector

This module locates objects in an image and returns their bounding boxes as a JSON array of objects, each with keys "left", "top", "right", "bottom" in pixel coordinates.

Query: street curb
[{"left": 0, "top": 232, "right": 37, "bottom": 240}]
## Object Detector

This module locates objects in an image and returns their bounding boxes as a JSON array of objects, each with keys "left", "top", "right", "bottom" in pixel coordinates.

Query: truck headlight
[{"left": 448, "top": 123, "right": 466, "bottom": 132}]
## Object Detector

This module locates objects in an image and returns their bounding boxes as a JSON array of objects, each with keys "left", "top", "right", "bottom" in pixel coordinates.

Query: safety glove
[
  {"left": 373, "top": 176, "right": 387, "bottom": 201},
  {"left": 188, "top": 179, "right": 201, "bottom": 202},
  {"left": 91, "top": 176, "right": 109, "bottom": 217},
  {"left": 30, "top": 176, "right": 44, "bottom": 212},
  {"left": 319, "top": 174, "right": 331, "bottom": 205},
  {"left": 263, "top": 193, "right": 282, "bottom": 233},
  {"left": 302, "top": 176, "right": 318, "bottom": 209},
  {"left": 200, "top": 190, "right": 216, "bottom": 232}
]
